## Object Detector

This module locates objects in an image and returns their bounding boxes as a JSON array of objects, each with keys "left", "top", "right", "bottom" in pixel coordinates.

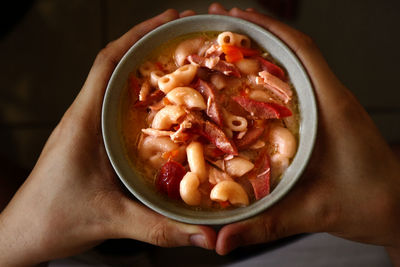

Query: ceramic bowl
[{"left": 102, "top": 14, "right": 317, "bottom": 225}]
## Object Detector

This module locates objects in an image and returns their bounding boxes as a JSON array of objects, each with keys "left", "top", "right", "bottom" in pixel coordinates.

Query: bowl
[{"left": 102, "top": 14, "right": 317, "bottom": 225}]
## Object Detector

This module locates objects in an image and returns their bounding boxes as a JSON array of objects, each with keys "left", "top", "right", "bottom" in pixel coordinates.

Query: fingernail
[
  {"left": 190, "top": 234, "right": 208, "bottom": 249},
  {"left": 226, "top": 234, "right": 242, "bottom": 252}
]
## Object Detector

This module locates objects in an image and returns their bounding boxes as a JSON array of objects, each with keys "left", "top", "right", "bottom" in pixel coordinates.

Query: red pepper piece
[
  {"left": 257, "top": 56, "right": 286, "bottom": 81},
  {"left": 233, "top": 96, "right": 292, "bottom": 119},
  {"left": 248, "top": 151, "right": 271, "bottom": 199},
  {"left": 221, "top": 45, "right": 260, "bottom": 63},
  {"left": 156, "top": 161, "right": 186, "bottom": 199},
  {"left": 221, "top": 45, "right": 244, "bottom": 63}
]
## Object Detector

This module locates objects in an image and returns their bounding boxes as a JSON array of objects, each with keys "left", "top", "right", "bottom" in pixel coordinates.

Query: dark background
[{"left": 0, "top": 0, "right": 399, "bottom": 265}]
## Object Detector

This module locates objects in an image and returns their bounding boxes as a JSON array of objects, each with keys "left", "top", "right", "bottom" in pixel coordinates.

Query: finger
[
  {"left": 109, "top": 198, "right": 217, "bottom": 250},
  {"left": 227, "top": 8, "right": 347, "bottom": 102},
  {"left": 208, "top": 2, "right": 229, "bottom": 15},
  {"left": 70, "top": 9, "right": 179, "bottom": 122},
  {"left": 215, "top": 177, "right": 332, "bottom": 255},
  {"left": 246, "top": 8, "right": 256, "bottom": 12},
  {"left": 180, "top": 10, "right": 196, "bottom": 18},
  {"left": 87, "top": 8, "right": 179, "bottom": 94}
]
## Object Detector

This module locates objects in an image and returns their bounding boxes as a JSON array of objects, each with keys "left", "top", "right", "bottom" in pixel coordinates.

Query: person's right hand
[{"left": 209, "top": 3, "right": 400, "bottom": 262}]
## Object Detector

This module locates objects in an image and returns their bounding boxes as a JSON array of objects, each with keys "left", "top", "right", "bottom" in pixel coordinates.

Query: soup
[{"left": 121, "top": 31, "right": 299, "bottom": 209}]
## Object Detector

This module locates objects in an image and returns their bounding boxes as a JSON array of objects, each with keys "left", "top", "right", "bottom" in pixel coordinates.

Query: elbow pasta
[
  {"left": 151, "top": 105, "right": 186, "bottom": 130},
  {"left": 224, "top": 111, "right": 248, "bottom": 132},
  {"left": 139, "top": 136, "right": 180, "bottom": 168},
  {"left": 139, "top": 61, "right": 156, "bottom": 77},
  {"left": 217, "top": 31, "right": 251, "bottom": 48},
  {"left": 150, "top": 70, "right": 164, "bottom": 88},
  {"left": 166, "top": 87, "right": 207, "bottom": 110},
  {"left": 186, "top": 141, "right": 207, "bottom": 182},
  {"left": 174, "top": 37, "right": 205, "bottom": 66},
  {"left": 180, "top": 172, "right": 202, "bottom": 206},
  {"left": 158, "top": 64, "right": 198, "bottom": 93},
  {"left": 122, "top": 31, "right": 299, "bottom": 209},
  {"left": 210, "top": 180, "right": 249, "bottom": 206}
]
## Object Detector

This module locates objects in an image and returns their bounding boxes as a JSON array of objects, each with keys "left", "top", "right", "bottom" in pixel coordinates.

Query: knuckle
[
  {"left": 261, "top": 216, "right": 286, "bottom": 242},
  {"left": 292, "top": 31, "right": 317, "bottom": 55},
  {"left": 148, "top": 220, "right": 171, "bottom": 247},
  {"left": 95, "top": 42, "right": 119, "bottom": 66}
]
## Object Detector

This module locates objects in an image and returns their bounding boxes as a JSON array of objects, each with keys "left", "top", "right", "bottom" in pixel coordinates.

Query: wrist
[{"left": 0, "top": 209, "right": 42, "bottom": 267}]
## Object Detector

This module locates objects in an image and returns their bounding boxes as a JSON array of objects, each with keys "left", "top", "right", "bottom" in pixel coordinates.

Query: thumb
[
  {"left": 107, "top": 197, "right": 217, "bottom": 250},
  {"left": 215, "top": 176, "right": 333, "bottom": 255}
]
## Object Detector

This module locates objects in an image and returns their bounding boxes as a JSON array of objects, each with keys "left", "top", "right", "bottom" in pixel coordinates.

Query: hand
[
  {"left": 209, "top": 3, "right": 400, "bottom": 260},
  {"left": 0, "top": 9, "right": 216, "bottom": 266}
]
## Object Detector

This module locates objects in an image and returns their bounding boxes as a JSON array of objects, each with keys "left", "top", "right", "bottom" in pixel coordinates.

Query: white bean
[
  {"left": 235, "top": 58, "right": 259, "bottom": 75},
  {"left": 269, "top": 125, "right": 297, "bottom": 158},
  {"left": 225, "top": 157, "right": 254, "bottom": 177},
  {"left": 268, "top": 125, "right": 297, "bottom": 179},
  {"left": 270, "top": 153, "right": 290, "bottom": 181},
  {"left": 210, "top": 180, "right": 249, "bottom": 206}
]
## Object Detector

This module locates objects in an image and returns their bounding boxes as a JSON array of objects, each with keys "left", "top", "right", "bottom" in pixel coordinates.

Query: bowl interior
[{"left": 102, "top": 15, "right": 317, "bottom": 225}]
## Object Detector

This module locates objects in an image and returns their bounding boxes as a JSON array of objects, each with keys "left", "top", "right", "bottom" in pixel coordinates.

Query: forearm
[{"left": 0, "top": 206, "right": 43, "bottom": 267}]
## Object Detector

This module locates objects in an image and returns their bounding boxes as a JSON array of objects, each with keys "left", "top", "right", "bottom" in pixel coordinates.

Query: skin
[
  {"left": 208, "top": 3, "right": 400, "bottom": 265},
  {"left": 1, "top": 4, "right": 399, "bottom": 266},
  {"left": 0, "top": 9, "right": 216, "bottom": 267}
]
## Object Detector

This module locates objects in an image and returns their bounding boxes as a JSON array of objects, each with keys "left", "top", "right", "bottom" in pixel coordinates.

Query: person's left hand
[{"left": 0, "top": 9, "right": 216, "bottom": 266}]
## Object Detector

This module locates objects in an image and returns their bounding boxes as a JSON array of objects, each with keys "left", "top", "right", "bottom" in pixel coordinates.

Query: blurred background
[{"left": 1, "top": 0, "right": 399, "bottom": 266}]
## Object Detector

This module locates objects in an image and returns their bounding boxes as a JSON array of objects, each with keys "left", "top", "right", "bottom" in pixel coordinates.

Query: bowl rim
[{"left": 102, "top": 14, "right": 317, "bottom": 225}]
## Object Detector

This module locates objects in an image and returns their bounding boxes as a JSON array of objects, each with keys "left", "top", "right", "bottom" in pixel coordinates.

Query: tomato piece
[
  {"left": 257, "top": 56, "right": 286, "bottom": 81},
  {"left": 156, "top": 161, "right": 186, "bottom": 199},
  {"left": 233, "top": 96, "right": 292, "bottom": 119}
]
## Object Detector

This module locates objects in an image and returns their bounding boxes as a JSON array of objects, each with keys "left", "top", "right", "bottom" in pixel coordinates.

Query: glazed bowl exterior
[{"left": 102, "top": 14, "right": 317, "bottom": 225}]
